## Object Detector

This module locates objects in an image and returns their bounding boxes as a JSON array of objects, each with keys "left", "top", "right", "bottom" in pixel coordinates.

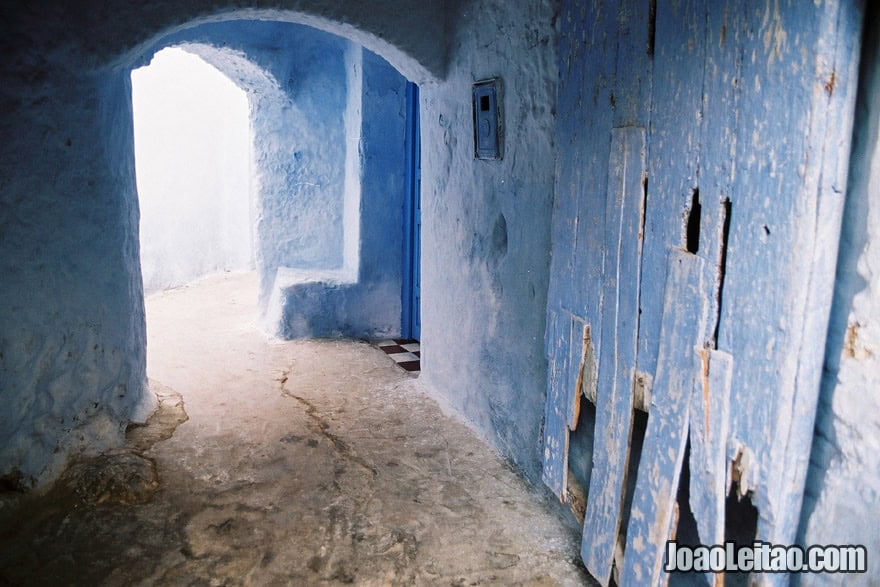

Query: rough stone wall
[
  {"left": 0, "top": 59, "right": 153, "bottom": 486},
  {"left": 799, "top": 9, "right": 880, "bottom": 582},
  {"left": 418, "top": 0, "right": 558, "bottom": 481}
]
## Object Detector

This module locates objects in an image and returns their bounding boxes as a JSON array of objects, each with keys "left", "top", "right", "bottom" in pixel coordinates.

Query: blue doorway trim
[{"left": 402, "top": 82, "right": 421, "bottom": 339}]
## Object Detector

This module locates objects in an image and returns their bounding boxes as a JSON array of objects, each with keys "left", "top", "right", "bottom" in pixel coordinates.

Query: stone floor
[{"left": 0, "top": 272, "right": 593, "bottom": 586}]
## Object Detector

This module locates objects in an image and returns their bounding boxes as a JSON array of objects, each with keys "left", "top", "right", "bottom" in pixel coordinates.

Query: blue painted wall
[
  {"left": 0, "top": 63, "right": 153, "bottom": 486},
  {"left": 418, "top": 0, "right": 559, "bottom": 483},
  {"left": 276, "top": 48, "right": 409, "bottom": 339}
]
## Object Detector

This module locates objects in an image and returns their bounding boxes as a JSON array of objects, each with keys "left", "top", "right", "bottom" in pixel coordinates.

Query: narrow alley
[{"left": 0, "top": 272, "right": 591, "bottom": 585}]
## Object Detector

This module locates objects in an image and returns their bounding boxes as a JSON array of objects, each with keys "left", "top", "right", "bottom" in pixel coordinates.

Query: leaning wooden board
[
  {"left": 688, "top": 348, "right": 734, "bottom": 587},
  {"left": 580, "top": 126, "right": 646, "bottom": 586},
  {"left": 619, "top": 249, "right": 716, "bottom": 586},
  {"left": 540, "top": 0, "right": 620, "bottom": 503}
]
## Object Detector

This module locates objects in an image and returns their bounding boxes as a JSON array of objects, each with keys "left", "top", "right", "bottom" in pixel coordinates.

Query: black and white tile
[{"left": 376, "top": 339, "right": 420, "bottom": 372}]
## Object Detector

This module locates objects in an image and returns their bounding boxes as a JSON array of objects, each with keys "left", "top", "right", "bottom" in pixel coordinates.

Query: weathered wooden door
[{"left": 541, "top": 1, "right": 863, "bottom": 585}]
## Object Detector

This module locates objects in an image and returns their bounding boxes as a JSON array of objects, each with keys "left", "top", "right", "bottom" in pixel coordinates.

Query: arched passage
[
  {"left": 131, "top": 19, "right": 417, "bottom": 340},
  {"left": 2, "top": 0, "right": 562, "bottom": 498},
  {"left": 115, "top": 10, "right": 443, "bottom": 88},
  {"left": 0, "top": 5, "right": 434, "bottom": 487}
]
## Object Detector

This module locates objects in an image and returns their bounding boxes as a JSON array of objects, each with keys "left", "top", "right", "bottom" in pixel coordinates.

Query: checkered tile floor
[{"left": 376, "top": 339, "right": 420, "bottom": 373}]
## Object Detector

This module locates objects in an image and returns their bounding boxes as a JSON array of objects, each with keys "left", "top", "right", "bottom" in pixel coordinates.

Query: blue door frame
[{"left": 402, "top": 82, "right": 421, "bottom": 340}]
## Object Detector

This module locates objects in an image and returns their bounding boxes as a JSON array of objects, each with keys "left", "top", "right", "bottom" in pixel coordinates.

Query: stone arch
[
  {"left": 102, "top": 4, "right": 445, "bottom": 84},
  {"left": 0, "top": 3, "right": 434, "bottom": 487},
  {"left": 121, "top": 12, "right": 426, "bottom": 328},
  {"left": 130, "top": 23, "right": 369, "bottom": 322},
  {"left": 116, "top": 4, "right": 445, "bottom": 316}
]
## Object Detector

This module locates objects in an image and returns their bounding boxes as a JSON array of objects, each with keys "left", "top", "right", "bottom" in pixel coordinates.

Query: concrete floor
[{"left": 0, "top": 272, "right": 593, "bottom": 586}]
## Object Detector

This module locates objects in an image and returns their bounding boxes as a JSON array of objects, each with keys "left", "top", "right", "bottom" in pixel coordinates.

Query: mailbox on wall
[{"left": 473, "top": 78, "right": 502, "bottom": 160}]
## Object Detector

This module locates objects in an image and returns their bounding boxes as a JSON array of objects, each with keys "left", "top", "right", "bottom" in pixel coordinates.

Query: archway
[
  {"left": 128, "top": 19, "right": 417, "bottom": 343},
  {"left": 132, "top": 47, "right": 253, "bottom": 294},
  {"left": 0, "top": 2, "right": 437, "bottom": 489}
]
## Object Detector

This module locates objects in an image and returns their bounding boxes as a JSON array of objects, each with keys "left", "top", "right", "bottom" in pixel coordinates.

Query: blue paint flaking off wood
[
  {"left": 612, "top": 0, "right": 654, "bottom": 127},
  {"left": 542, "top": 309, "right": 590, "bottom": 499},
  {"left": 562, "top": 0, "right": 617, "bottom": 332},
  {"left": 696, "top": 0, "right": 742, "bottom": 355},
  {"left": 619, "top": 249, "right": 715, "bottom": 587},
  {"left": 758, "top": 1, "right": 863, "bottom": 560},
  {"left": 688, "top": 349, "right": 733, "bottom": 586},
  {"left": 542, "top": 0, "right": 619, "bottom": 502},
  {"left": 636, "top": 0, "right": 706, "bottom": 385},
  {"left": 544, "top": 0, "right": 606, "bottom": 317},
  {"left": 567, "top": 314, "right": 587, "bottom": 429},
  {"left": 574, "top": 322, "right": 597, "bottom": 407},
  {"left": 542, "top": 309, "right": 570, "bottom": 499},
  {"left": 709, "top": 2, "right": 862, "bottom": 563},
  {"left": 681, "top": 7, "right": 742, "bottom": 582},
  {"left": 581, "top": 126, "right": 646, "bottom": 586},
  {"left": 545, "top": 1, "right": 863, "bottom": 583}
]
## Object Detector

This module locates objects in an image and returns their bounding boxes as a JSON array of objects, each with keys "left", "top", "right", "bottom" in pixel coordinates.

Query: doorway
[{"left": 131, "top": 47, "right": 253, "bottom": 295}]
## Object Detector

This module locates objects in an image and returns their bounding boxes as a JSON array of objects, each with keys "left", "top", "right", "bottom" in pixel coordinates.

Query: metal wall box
[{"left": 472, "top": 79, "right": 502, "bottom": 160}]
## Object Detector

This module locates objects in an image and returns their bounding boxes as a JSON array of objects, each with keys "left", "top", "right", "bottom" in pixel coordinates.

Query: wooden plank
[
  {"left": 612, "top": 0, "right": 654, "bottom": 128},
  {"left": 679, "top": 7, "right": 738, "bottom": 573},
  {"left": 688, "top": 349, "right": 734, "bottom": 586},
  {"left": 547, "top": 0, "right": 618, "bottom": 318},
  {"left": 619, "top": 249, "right": 715, "bottom": 587},
  {"left": 574, "top": 323, "right": 597, "bottom": 407},
  {"left": 566, "top": 314, "right": 587, "bottom": 428},
  {"left": 711, "top": 3, "right": 863, "bottom": 568},
  {"left": 696, "top": 0, "right": 740, "bottom": 284},
  {"left": 541, "top": 309, "right": 571, "bottom": 500},
  {"left": 756, "top": 1, "right": 864, "bottom": 560},
  {"left": 566, "top": 0, "right": 620, "bottom": 346},
  {"left": 636, "top": 0, "right": 707, "bottom": 383},
  {"left": 542, "top": 0, "right": 619, "bottom": 501},
  {"left": 580, "top": 126, "right": 646, "bottom": 586},
  {"left": 685, "top": 0, "right": 737, "bottom": 559},
  {"left": 542, "top": 309, "right": 594, "bottom": 501}
]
